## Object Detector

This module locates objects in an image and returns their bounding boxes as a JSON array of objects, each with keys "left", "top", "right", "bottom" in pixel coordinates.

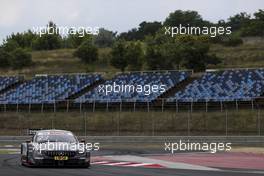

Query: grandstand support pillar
[
  {"left": 80, "top": 102, "right": 82, "bottom": 113},
  {"left": 41, "top": 103, "right": 44, "bottom": 113},
  {"left": 66, "top": 100, "right": 69, "bottom": 112},
  {"left": 28, "top": 103, "right": 31, "bottom": 113},
  {"left": 161, "top": 99, "right": 164, "bottom": 112}
]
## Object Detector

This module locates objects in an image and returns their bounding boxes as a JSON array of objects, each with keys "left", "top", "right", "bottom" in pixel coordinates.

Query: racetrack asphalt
[{"left": 0, "top": 154, "right": 263, "bottom": 176}]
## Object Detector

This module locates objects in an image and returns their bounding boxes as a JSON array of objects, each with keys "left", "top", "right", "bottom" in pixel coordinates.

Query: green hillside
[
  {"left": 209, "top": 38, "right": 264, "bottom": 69},
  {"left": 0, "top": 38, "right": 264, "bottom": 78}
]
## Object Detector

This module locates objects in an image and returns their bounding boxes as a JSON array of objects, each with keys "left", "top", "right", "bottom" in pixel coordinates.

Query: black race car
[{"left": 21, "top": 129, "right": 90, "bottom": 168}]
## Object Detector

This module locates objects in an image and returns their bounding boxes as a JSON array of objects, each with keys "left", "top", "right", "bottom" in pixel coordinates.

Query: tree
[
  {"left": 32, "top": 21, "right": 62, "bottom": 50},
  {"left": 94, "top": 28, "right": 116, "bottom": 47},
  {"left": 126, "top": 42, "right": 144, "bottom": 70},
  {"left": 119, "top": 21, "right": 162, "bottom": 41},
  {"left": 2, "top": 40, "right": 19, "bottom": 52},
  {"left": 179, "top": 40, "right": 219, "bottom": 71},
  {"left": 164, "top": 10, "right": 205, "bottom": 27},
  {"left": 73, "top": 39, "right": 98, "bottom": 63},
  {"left": 227, "top": 12, "right": 251, "bottom": 31},
  {"left": 65, "top": 29, "right": 92, "bottom": 48},
  {"left": 10, "top": 48, "right": 32, "bottom": 69},
  {"left": 110, "top": 41, "right": 128, "bottom": 72},
  {"left": 2, "top": 30, "right": 37, "bottom": 52},
  {"left": 254, "top": 9, "right": 264, "bottom": 21},
  {"left": 145, "top": 45, "right": 174, "bottom": 70},
  {"left": 0, "top": 48, "right": 11, "bottom": 68},
  {"left": 240, "top": 10, "right": 264, "bottom": 36}
]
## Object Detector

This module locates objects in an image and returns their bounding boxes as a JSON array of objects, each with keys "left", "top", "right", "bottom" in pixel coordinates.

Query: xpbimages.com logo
[
  {"left": 164, "top": 140, "right": 232, "bottom": 154},
  {"left": 32, "top": 25, "right": 99, "bottom": 37},
  {"left": 98, "top": 82, "right": 167, "bottom": 96}
]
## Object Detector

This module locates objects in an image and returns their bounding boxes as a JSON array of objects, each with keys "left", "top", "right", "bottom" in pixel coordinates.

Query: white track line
[
  {"left": 128, "top": 163, "right": 155, "bottom": 167},
  {"left": 103, "top": 162, "right": 133, "bottom": 166},
  {"left": 92, "top": 161, "right": 111, "bottom": 165}
]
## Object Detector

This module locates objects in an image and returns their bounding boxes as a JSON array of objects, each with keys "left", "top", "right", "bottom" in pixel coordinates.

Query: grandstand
[
  {"left": 0, "top": 74, "right": 102, "bottom": 104},
  {"left": 0, "top": 69, "right": 264, "bottom": 111},
  {"left": 168, "top": 69, "right": 264, "bottom": 102},
  {"left": 0, "top": 76, "right": 23, "bottom": 93},
  {"left": 75, "top": 71, "right": 190, "bottom": 103}
]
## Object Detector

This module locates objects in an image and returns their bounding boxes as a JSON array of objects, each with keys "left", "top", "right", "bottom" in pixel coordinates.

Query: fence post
[
  {"left": 147, "top": 102, "right": 150, "bottom": 112},
  {"left": 4, "top": 103, "right": 6, "bottom": 113},
  {"left": 51, "top": 114, "right": 54, "bottom": 129},
  {"left": 41, "top": 103, "right": 44, "bottom": 113},
  {"left": 191, "top": 100, "right": 193, "bottom": 113},
  {"left": 205, "top": 100, "right": 208, "bottom": 113},
  {"left": 176, "top": 100, "right": 178, "bottom": 113},
  {"left": 251, "top": 100, "right": 254, "bottom": 111},
  {"left": 152, "top": 112, "right": 155, "bottom": 136},
  {"left": 220, "top": 101, "right": 223, "bottom": 112},
  {"left": 236, "top": 100, "right": 238, "bottom": 111},
  {"left": 28, "top": 103, "right": 31, "bottom": 113},
  {"left": 16, "top": 102, "right": 19, "bottom": 113},
  {"left": 258, "top": 108, "right": 261, "bottom": 136},
  {"left": 133, "top": 100, "right": 136, "bottom": 112},
  {"left": 161, "top": 99, "right": 164, "bottom": 112},
  {"left": 119, "top": 100, "right": 122, "bottom": 112},
  {"left": 225, "top": 109, "right": 228, "bottom": 136},
  {"left": 93, "top": 99, "right": 95, "bottom": 112},
  {"left": 106, "top": 100, "right": 109, "bottom": 112},
  {"left": 53, "top": 101, "right": 56, "bottom": 113},
  {"left": 80, "top": 102, "right": 82, "bottom": 113},
  {"left": 187, "top": 110, "right": 190, "bottom": 136},
  {"left": 84, "top": 112, "right": 87, "bottom": 137},
  {"left": 117, "top": 111, "right": 120, "bottom": 136},
  {"left": 66, "top": 100, "right": 69, "bottom": 112}
]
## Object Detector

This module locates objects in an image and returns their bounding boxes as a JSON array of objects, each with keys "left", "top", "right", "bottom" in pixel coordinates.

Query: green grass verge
[{"left": 0, "top": 109, "right": 262, "bottom": 136}]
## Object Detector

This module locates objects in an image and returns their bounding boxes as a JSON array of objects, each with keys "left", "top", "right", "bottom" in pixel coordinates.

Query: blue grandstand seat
[
  {"left": 168, "top": 69, "right": 264, "bottom": 102},
  {"left": 0, "top": 76, "right": 23, "bottom": 92},
  {"left": 75, "top": 71, "right": 190, "bottom": 103},
  {"left": 0, "top": 74, "right": 101, "bottom": 104}
]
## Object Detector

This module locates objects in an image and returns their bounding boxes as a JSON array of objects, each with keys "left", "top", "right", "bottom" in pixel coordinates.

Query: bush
[
  {"left": 126, "top": 42, "right": 144, "bottom": 71},
  {"left": 32, "top": 34, "right": 62, "bottom": 50},
  {"left": 10, "top": 48, "right": 32, "bottom": 69},
  {"left": 222, "top": 36, "right": 243, "bottom": 47},
  {"left": 0, "top": 48, "right": 11, "bottom": 68},
  {"left": 73, "top": 40, "right": 98, "bottom": 63},
  {"left": 110, "top": 40, "right": 128, "bottom": 72}
]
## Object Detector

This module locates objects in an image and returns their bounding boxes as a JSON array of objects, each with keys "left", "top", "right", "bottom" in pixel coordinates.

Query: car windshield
[{"left": 35, "top": 132, "right": 77, "bottom": 143}]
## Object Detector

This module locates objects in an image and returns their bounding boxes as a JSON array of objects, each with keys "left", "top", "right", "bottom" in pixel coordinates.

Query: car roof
[{"left": 36, "top": 129, "right": 73, "bottom": 135}]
